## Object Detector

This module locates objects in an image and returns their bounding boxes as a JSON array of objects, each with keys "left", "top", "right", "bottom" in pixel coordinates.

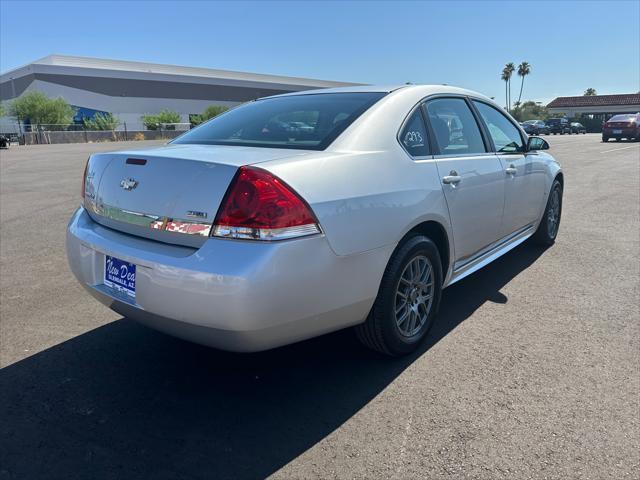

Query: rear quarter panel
[{"left": 262, "top": 146, "right": 451, "bottom": 258}]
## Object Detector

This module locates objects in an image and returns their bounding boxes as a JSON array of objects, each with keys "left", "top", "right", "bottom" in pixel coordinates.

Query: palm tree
[
  {"left": 516, "top": 62, "right": 531, "bottom": 105},
  {"left": 503, "top": 62, "right": 515, "bottom": 111},
  {"left": 501, "top": 68, "right": 510, "bottom": 110},
  {"left": 584, "top": 88, "right": 597, "bottom": 96}
]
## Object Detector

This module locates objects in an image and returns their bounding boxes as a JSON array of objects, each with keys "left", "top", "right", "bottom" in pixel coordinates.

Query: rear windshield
[
  {"left": 172, "top": 92, "right": 387, "bottom": 150},
  {"left": 609, "top": 114, "right": 637, "bottom": 122}
]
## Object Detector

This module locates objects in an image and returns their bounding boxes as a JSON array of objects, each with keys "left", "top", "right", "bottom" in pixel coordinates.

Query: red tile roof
[{"left": 547, "top": 93, "right": 640, "bottom": 108}]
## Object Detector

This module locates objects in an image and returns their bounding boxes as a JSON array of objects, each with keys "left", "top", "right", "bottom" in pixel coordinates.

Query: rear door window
[
  {"left": 424, "top": 98, "right": 486, "bottom": 155},
  {"left": 472, "top": 101, "right": 525, "bottom": 153},
  {"left": 399, "top": 109, "right": 430, "bottom": 157}
]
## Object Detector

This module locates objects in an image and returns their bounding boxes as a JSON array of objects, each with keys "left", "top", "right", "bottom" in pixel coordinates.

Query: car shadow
[{"left": 0, "top": 242, "right": 548, "bottom": 480}]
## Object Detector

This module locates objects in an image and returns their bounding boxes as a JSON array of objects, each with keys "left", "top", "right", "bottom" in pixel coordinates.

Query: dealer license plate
[{"left": 104, "top": 255, "right": 136, "bottom": 298}]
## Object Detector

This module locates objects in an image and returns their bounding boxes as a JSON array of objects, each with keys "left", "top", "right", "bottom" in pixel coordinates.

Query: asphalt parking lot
[{"left": 1, "top": 135, "right": 638, "bottom": 479}]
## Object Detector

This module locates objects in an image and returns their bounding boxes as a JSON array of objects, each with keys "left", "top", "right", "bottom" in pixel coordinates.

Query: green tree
[
  {"left": 190, "top": 105, "right": 229, "bottom": 126},
  {"left": 584, "top": 88, "right": 597, "bottom": 96},
  {"left": 516, "top": 62, "right": 531, "bottom": 105},
  {"left": 0, "top": 101, "right": 6, "bottom": 118},
  {"left": 141, "top": 109, "right": 181, "bottom": 130},
  {"left": 82, "top": 112, "right": 119, "bottom": 130},
  {"left": 511, "top": 101, "right": 550, "bottom": 122},
  {"left": 9, "top": 91, "right": 75, "bottom": 125}
]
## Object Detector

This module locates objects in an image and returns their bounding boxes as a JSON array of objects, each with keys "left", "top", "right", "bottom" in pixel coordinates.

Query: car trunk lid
[{"left": 84, "top": 144, "right": 310, "bottom": 247}]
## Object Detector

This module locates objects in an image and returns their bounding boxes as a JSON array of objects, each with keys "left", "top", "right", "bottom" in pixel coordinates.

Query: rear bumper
[
  {"left": 603, "top": 128, "right": 639, "bottom": 138},
  {"left": 67, "top": 207, "right": 391, "bottom": 351}
]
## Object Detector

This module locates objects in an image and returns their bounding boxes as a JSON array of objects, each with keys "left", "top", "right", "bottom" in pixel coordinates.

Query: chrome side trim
[
  {"left": 85, "top": 200, "right": 212, "bottom": 236},
  {"left": 447, "top": 224, "right": 534, "bottom": 286},
  {"left": 454, "top": 224, "right": 533, "bottom": 271}
]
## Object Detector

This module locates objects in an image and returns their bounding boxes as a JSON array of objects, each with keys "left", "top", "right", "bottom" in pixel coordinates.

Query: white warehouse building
[{"left": 0, "top": 54, "right": 360, "bottom": 130}]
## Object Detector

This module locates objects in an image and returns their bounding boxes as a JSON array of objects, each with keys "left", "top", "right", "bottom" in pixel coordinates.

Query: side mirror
[{"left": 527, "top": 136, "right": 549, "bottom": 151}]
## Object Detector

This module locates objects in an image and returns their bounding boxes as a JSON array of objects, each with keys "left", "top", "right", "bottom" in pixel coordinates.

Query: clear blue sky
[{"left": 1, "top": 0, "right": 639, "bottom": 104}]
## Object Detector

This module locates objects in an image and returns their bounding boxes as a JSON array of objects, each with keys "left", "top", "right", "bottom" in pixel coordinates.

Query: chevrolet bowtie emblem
[{"left": 120, "top": 178, "right": 138, "bottom": 190}]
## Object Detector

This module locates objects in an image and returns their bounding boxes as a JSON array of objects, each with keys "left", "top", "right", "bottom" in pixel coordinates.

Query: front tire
[
  {"left": 533, "top": 180, "right": 563, "bottom": 246},
  {"left": 355, "top": 235, "right": 442, "bottom": 356}
]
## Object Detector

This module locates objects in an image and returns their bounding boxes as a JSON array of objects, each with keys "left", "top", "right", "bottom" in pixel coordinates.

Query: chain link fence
[{"left": 0, "top": 121, "right": 192, "bottom": 145}]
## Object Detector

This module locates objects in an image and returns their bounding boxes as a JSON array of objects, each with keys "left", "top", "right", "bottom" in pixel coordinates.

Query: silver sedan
[{"left": 67, "top": 85, "right": 563, "bottom": 356}]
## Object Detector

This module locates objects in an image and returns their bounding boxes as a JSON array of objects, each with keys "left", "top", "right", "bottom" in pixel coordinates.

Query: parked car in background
[
  {"left": 570, "top": 122, "right": 587, "bottom": 134},
  {"left": 602, "top": 114, "right": 640, "bottom": 142},
  {"left": 546, "top": 118, "right": 571, "bottom": 135},
  {"left": 521, "top": 120, "right": 550, "bottom": 135},
  {"left": 67, "top": 85, "right": 563, "bottom": 356}
]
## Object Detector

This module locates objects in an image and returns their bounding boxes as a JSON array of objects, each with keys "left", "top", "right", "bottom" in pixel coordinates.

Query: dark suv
[{"left": 546, "top": 118, "right": 571, "bottom": 135}]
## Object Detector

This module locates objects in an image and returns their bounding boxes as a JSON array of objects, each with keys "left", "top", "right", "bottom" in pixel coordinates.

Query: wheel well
[
  {"left": 555, "top": 172, "right": 564, "bottom": 187},
  {"left": 403, "top": 221, "right": 450, "bottom": 278}
]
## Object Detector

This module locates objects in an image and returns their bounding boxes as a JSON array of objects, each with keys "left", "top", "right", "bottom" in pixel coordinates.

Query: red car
[{"left": 602, "top": 114, "right": 640, "bottom": 142}]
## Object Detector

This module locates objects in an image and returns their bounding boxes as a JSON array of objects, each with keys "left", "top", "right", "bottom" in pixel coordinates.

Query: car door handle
[
  {"left": 505, "top": 165, "right": 517, "bottom": 175},
  {"left": 442, "top": 171, "right": 461, "bottom": 185}
]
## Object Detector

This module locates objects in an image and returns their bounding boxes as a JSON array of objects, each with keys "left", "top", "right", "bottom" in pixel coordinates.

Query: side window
[
  {"left": 472, "top": 101, "right": 524, "bottom": 153},
  {"left": 424, "top": 98, "right": 486, "bottom": 155},
  {"left": 400, "top": 109, "right": 430, "bottom": 157}
]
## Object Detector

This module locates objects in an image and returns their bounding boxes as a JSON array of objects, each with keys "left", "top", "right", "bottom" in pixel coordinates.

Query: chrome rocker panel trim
[{"left": 447, "top": 224, "right": 535, "bottom": 286}]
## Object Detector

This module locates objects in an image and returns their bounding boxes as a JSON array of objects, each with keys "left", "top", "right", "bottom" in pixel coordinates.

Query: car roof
[
  {"left": 610, "top": 113, "right": 639, "bottom": 119},
  {"left": 263, "top": 85, "right": 405, "bottom": 98},
  {"left": 264, "top": 84, "right": 493, "bottom": 102}
]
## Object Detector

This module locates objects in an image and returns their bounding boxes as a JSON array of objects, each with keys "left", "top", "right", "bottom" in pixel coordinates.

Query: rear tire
[
  {"left": 355, "top": 235, "right": 442, "bottom": 356},
  {"left": 602, "top": 136, "right": 609, "bottom": 142},
  {"left": 533, "top": 180, "right": 563, "bottom": 246}
]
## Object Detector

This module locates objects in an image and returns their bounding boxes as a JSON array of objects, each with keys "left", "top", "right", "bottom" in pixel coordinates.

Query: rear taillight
[
  {"left": 81, "top": 157, "right": 89, "bottom": 199},
  {"left": 212, "top": 166, "right": 321, "bottom": 241}
]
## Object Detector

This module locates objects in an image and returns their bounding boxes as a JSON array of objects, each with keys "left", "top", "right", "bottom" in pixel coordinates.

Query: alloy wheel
[
  {"left": 394, "top": 255, "right": 434, "bottom": 337},
  {"left": 547, "top": 188, "right": 561, "bottom": 238}
]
